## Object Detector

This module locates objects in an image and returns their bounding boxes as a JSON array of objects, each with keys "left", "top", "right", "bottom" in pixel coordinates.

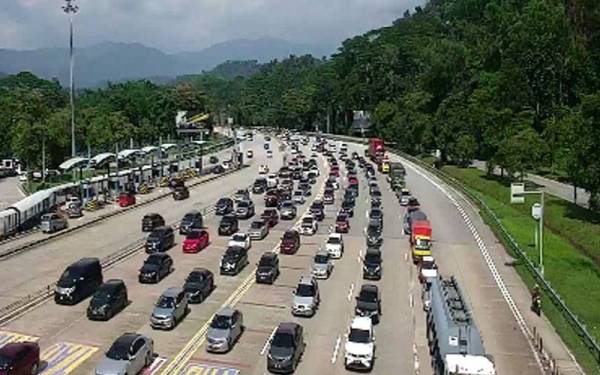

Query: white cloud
[{"left": 0, "top": 0, "right": 423, "bottom": 52}]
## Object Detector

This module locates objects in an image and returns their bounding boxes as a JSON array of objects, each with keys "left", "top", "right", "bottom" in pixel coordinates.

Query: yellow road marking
[{"left": 41, "top": 342, "right": 98, "bottom": 375}]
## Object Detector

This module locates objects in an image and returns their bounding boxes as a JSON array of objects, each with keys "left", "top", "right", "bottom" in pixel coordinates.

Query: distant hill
[
  {"left": 208, "top": 60, "right": 262, "bottom": 80},
  {"left": 0, "top": 38, "right": 333, "bottom": 87}
]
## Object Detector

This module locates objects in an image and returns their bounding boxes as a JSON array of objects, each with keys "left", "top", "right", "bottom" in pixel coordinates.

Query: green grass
[{"left": 442, "top": 166, "right": 600, "bottom": 373}]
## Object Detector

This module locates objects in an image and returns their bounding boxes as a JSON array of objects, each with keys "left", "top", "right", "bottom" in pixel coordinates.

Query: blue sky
[{"left": 0, "top": 0, "right": 422, "bottom": 52}]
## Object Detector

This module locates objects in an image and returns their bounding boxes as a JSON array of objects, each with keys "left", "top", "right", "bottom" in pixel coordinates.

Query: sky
[{"left": 0, "top": 0, "right": 422, "bottom": 53}]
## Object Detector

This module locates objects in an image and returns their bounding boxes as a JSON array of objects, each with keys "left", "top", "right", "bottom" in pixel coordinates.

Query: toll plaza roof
[
  {"left": 59, "top": 157, "right": 89, "bottom": 171},
  {"left": 118, "top": 149, "right": 144, "bottom": 160},
  {"left": 191, "top": 140, "right": 208, "bottom": 146},
  {"left": 141, "top": 146, "right": 160, "bottom": 154},
  {"left": 90, "top": 153, "right": 115, "bottom": 167},
  {"left": 161, "top": 143, "right": 178, "bottom": 151}
]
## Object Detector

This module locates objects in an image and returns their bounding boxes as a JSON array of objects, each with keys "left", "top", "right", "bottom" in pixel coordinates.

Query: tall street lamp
[{"left": 63, "top": 0, "right": 78, "bottom": 157}]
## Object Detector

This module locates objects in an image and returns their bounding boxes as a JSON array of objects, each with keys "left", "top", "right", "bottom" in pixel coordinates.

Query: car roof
[
  {"left": 216, "top": 306, "right": 236, "bottom": 317},
  {"left": 114, "top": 333, "right": 141, "bottom": 348},
  {"left": 0, "top": 342, "right": 35, "bottom": 357},
  {"left": 191, "top": 267, "right": 211, "bottom": 274},
  {"left": 277, "top": 322, "right": 299, "bottom": 334},
  {"left": 70, "top": 257, "right": 100, "bottom": 269},
  {"left": 148, "top": 253, "right": 168, "bottom": 260},
  {"left": 360, "top": 284, "right": 379, "bottom": 293},
  {"left": 261, "top": 252, "right": 278, "bottom": 260},
  {"left": 144, "top": 213, "right": 162, "bottom": 218},
  {"left": 184, "top": 210, "right": 200, "bottom": 216},
  {"left": 351, "top": 316, "right": 373, "bottom": 330},
  {"left": 298, "top": 275, "right": 315, "bottom": 285},
  {"left": 100, "top": 279, "right": 125, "bottom": 289},
  {"left": 315, "top": 250, "right": 329, "bottom": 257},
  {"left": 152, "top": 226, "right": 171, "bottom": 232},
  {"left": 329, "top": 233, "right": 342, "bottom": 239},
  {"left": 162, "top": 287, "right": 183, "bottom": 297},
  {"left": 366, "top": 248, "right": 381, "bottom": 256}
]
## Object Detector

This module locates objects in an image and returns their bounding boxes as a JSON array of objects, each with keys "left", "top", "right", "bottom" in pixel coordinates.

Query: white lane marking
[
  {"left": 331, "top": 335, "right": 341, "bottom": 364},
  {"left": 347, "top": 283, "right": 355, "bottom": 302},
  {"left": 409, "top": 293, "right": 414, "bottom": 308},
  {"left": 404, "top": 252, "right": 408, "bottom": 262},
  {"left": 356, "top": 255, "right": 361, "bottom": 264},
  {"left": 260, "top": 326, "right": 278, "bottom": 356},
  {"left": 413, "top": 343, "right": 420, "bottom": 372},
  {"left": 400, "top": 156, "right": 547, "bottom": 371}
]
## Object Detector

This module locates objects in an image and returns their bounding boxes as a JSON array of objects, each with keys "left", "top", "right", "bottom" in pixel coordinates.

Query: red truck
[
  {"left": 410, "top": 219, "right": 432, "bottom": 263},
  {"left": 368, "top": 138, "right": 385, "bottom": 165}
]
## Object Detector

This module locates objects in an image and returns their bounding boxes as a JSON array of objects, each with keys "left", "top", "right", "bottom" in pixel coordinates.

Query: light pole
[
  {"left": 511, "top": 183, "right": 545, "bottom": 276},
  {"left": 63, "top": 0, "right": 78, "bottom": 157}
]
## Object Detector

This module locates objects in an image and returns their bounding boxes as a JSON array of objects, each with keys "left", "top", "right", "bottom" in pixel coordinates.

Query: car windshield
[
  {"left": 314, "top": 254, "right": 329, "bottom": 264},
  {"left": 186, "top": 272, "right": 205, "bottom": 283},
  {"left": 302, "top": 218, "right": 313, "bottom": 224},
  {"left": 59, "top": 268, "right": 79, "bottom": 282},
  {"left": 271, "top": 332, "right": 294, "bottom": 349},
  {"left": 365, "top": 252, "right": 381, "bottom": 263},
  {"left": 283, "top": 232, "right": 296, "bottom": 240},
  {"left": 296, "top": 283, "right": 315, "bottom": 297},
  {"left": 372, "top": 190, "right": 381, "bottom": 196},
  {"left": 106, "top": 339, "right": 131, "bottom": 360},
  {"left": 186, "top": 231, "right": 202, "bottom": 239},
  {"left": 210, "top": 314, "right": 231, "bottom": 329},
  {"left": 231, "top": 234, "right": 246, "bottom": 242},
  {"left": 370, "top": 210, "right": 381, "bottom": 218},
  {"left": 336, "top": 216, "right": 347, "bottom": 222},
  {"left": 348, "top": 328, "right": 371, "bottom": 343},
  {"left": 359, "top": 290, "right": 378, "bottom": 303},
  {"left": 222, "top": 217, "right": 235, "bottom": 224},
  {"left": 156, "top": 296, "right": 175, "bottom": 308},
  {"left": 281, "top": 202, "right": 293, "bottom": 208},
  {"left": 294, "top": 191, "right": 303, "bottom": 196},
  {"left": 182, "top": 214, "right": 196, "bottom": 222},
  {"left": 251, "top": 221, "right": 264, "bottom": 229},
  {"left": 236, "top": 190, "right": 247, "bottom": 195},
  {"left": 218, "top": 198, "right": 230, "bottom": 205},
  {"left": 327, "top": 237, "right": 341, "bottom": 245},
  {"left": 91, "top": 290, "right": 112, "bottom": 304},
  {"left": 238, "top": 201, "right": 249, "bottom": 208},
  {"left": 422, "top": 260, "right": 435, "bottom": 270},
  {"left": 259, "top": 257, "right": 274, "bottom": 267},
  {"left": 225, "top": 248, "right": 243, "bottom": 257},
  {"left": 145, "top": 255, "right": 162, "bottom": 265}
]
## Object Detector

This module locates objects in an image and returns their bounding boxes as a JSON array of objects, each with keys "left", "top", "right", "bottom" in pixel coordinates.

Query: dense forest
[{"left": 2, "top": 0, "right": 600, "bottom": 207}]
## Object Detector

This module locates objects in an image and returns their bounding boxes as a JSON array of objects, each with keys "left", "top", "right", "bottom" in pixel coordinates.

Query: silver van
[
  {"left": 206, "top": 307, "right": 244, "bottom": 353},
  {"left": 41, "top": 213, "right": 68, "bottom": 233},
  {"left": 150, "top": 287, "right": 189, "bottom": 330},
  {"left": 292, "top": 276, "right": 320, "bottom": 317}
]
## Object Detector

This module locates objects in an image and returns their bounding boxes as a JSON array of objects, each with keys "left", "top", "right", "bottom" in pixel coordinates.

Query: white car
[
  {"left": 310, "top": 166, "right": 320, "bottom": 176},
  {"left": 266, "top": 174, "right": 279, "bottom": 188},
  {"left": 419, "top": 256, "right": 438, "bottom": 283},
  {"left": 292, "top": 191, "right": 306, "bottom": 205},
  {"left": 344, "top": 317, "right": 375, "bottom": 371},
  {"left": 325, "top": 233, "right": 344, "bottom": 259},
  {"left": 228, "top": 233, "right": 251, "bottom": 250},
  {"left": 300, "top": 216, "right": 318, "bottom": 235},
  {"left": 259, "top": 165, "right": 269, "bottom": 175}
]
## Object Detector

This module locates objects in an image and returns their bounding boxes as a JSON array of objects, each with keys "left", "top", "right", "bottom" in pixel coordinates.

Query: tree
[{"left": 453, "top": 134, "right": 477, "bottom": 167}]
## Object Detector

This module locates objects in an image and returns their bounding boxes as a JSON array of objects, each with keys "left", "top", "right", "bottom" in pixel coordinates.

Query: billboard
[
  {"left": 176, "top": 110, "right": 211, "bottom": 134},
  {"left": 351, "top": 110, "right": 372, "bottom": 136}
]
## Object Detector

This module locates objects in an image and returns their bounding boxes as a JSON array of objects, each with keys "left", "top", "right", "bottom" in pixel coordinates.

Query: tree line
[{"left": 189, "top": 0, "right": 600, "bottom": 209}]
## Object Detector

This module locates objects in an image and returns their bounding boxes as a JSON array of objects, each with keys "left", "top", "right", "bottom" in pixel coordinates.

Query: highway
[{"left": 0, "top": 133, "right": 546, "bottom": 375}]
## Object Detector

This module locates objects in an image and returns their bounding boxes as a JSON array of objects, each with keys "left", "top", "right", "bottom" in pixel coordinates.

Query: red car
[
  {"left": 118, "top": 192, "right": 136, "bottom": 207},
  {"left": 0, "top": 342, "right": 40, "bottom": 375},
  {"left": 335, "top": 214, "right": 350, "bottom": 233},
  {"left": 265, "top": 194, "right": 279, "bottom": 208},
  {"left": 261, "top": 209, "right": 279, "bottom": 227},
  {"left": 280, "top": 229, "right": 300, "bottom": 254},
  {"left": 348, "top": 176, "right": 359, "bottom": 186},
  {"left": 182, "top": 229, "right": 210, "bottom": 253}
]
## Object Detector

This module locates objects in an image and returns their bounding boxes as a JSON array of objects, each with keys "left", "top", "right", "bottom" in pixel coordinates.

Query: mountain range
[{"left": 0, "top": 38, "right": 333, "bottom": 87}]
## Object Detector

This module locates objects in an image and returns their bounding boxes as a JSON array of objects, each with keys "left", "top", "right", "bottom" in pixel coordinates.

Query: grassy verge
[{"left": 442, "top": 165, "right": 600, "bottom": 373}]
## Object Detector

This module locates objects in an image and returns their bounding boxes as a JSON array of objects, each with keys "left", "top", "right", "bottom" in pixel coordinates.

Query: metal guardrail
[{"left": 313, "top": 132, "right": 600, "bottom": 367}]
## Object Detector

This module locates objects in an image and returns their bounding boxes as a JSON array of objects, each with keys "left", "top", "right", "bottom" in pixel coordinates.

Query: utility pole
[
  {"left": 63, "top": 0, "right": 78, "bottom": 157},
  {"left": 41, "top": 136, "right": 46, "bottom": 183}
]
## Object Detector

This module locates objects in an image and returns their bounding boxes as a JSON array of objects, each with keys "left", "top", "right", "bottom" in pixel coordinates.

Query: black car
[
  {"left": 183, "top": 268, "right": 214, "bottom": 303},
  {"left": 355, "top": 284, "right": 382, "bottom": 324},
  {"left": 362, "top": 248, "right": 382, "bottom": 280},
  {"left": 218, "top": 215, "right": 239, "bottom": 236},
  {"left": 209, "top": 155, "right": 219, "bottom": 164},
  {"left": 341, "top": 200, "right": 355, "bottom": 217},
  {"left": 212, "top": 165, "right": 225, "bottom": 174},
  {"left": 267, "top": 322, "right": 306, "bottom": 374},
  {"left": 323, "top": 189, "right": 335, "bottom": 205},
  {"left": 368, "top": 208, "right": 384, "bottom": 227},
  {"left": 309, "top": 201, "right": 325, "bottom": 221},
  {"left": 215, "top": 197, "right": 234, "bottom": 215},
  {"left": 298, "top": 183, "right": 312, "bottom": 196},
  {"left": 173, "top": 186, "right": 190, "bottom": 200},
  {"left": 55, "top": 258, "right": 103, "bottom": 305},
  {"left": 343, "top": 190, "right": 356, "bottom": 205},
  {"left": 179, "top": 211, "right": 203, "bottom": 235},
  {"left": 255, "top": 252, "right": 280, "bottom": 284},
  {"left": 370, "top": 199, "right": 381, "bottom": 209},
  {"left": 371, "top": 189, "right": 382, "bottom": 205},
  {"left": 138, "top": 253, "right": 173, "bottom": 283},
  {"left": 145, "top": 226, "right": 175, "bottom": 253},
  {"left": 220, "top": 246, "right": 249, "bottom": 275},
  {"left": 366, "top": 224, "right": 383, "bottom": 247},
  {"left": 253, "top": 178, "right": 268, "bottom": 194},
  {"left": 87, "top": 279, "right": 128, "bottom": 321},
  {"left": 142, "top": 213, "right": 165, "bottom": 232}
]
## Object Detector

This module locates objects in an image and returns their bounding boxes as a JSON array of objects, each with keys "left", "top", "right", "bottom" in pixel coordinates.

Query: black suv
[
  {"left": 343, "top": 190, "right": 356, "bottom": 205},
  {"left": 309, "top": 201, "right": 325, "bottom": 221},
  {"left": 255, "top": 252, "right": 280, "bottom": 284},
  {"left": 368, "top": 208, "right": 384, "bottom": 227},
  {"left": 142, "top": 213, "right": 165, "bottom": 232},
  {"left": 253, "top": 179, "right": 267, "bottom": 194},
  {"left": 183, "top": 268, "right": 214, "bottom": 303},
  {"left": 362, "top": 248, "right": 382, "bottom": 280},
  {"left": 145, "top": 226, "right": 175, "bottom": 253},
  {"left": 215, "top": 197, "right": 234, "bottom": 215},
  {"left": 366, "top": 224, "right": 383, "bottom": 247},
  {"left": 267, "top": 322, "right": 306, "bottom": 374},
  {"left": 173, "top": 186, "right": 190, "bottom": 200},
  {"left": 341, "top": 200, "right": 354, "bottom": 217},
  {"left": 138, "top": 253, "right": 173, "bottom": 283},
  {"left": 218, "top": 215, "right": 239, "bottom": 236},
  {"left": 87, "top": 279, "right": 128, "bottom": 321},
  {"left": 179, "top": 210, "right": 203, "bottom": 234},
  {"left": 220, "top": 246, "right": 249, "bottom": 275},
  {"left": 355, "top": 284, "right": 382, "bottom": 324}
]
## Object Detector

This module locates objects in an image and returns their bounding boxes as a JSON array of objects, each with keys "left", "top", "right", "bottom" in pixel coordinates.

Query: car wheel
[
  {"left": 31, "top": 361, "right": 38, "bottom": 374},
  {"left": 145, "top": 352, "right": 152, "bottom": 367}
]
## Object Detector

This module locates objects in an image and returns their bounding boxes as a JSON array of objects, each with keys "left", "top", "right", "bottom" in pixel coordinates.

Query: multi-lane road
[{"left": 0, "top": 132, "right": 553, "bottom": 375}]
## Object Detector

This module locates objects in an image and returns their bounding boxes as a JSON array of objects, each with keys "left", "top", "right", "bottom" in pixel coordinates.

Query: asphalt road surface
[{"left": 0, "top": 134, "right": 552, "bottom": 375}]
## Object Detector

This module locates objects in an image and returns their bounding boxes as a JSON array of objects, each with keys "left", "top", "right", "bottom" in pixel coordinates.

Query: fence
[{"left": 312, "top": 132, "right": 598, "bottom": 371}]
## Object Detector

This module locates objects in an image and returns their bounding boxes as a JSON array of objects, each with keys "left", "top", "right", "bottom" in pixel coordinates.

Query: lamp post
[
  {"left": 63, "top": 0, "right": 78, "bottom": 157},
  {"left": 511, "top": 183, "right": 545, "bottom": 276}
]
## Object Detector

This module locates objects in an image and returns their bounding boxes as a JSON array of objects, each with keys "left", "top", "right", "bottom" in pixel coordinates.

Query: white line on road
[
  {"left": 409, "top": 293, "right": 414, "bottom": 308},
  {"left": 347, "top": 283, "right": 355, "bottom": 302},
  {"left": 404, "top": 252, "right": 408, "bottom": 262},
  {"left": 260, "top": 326, "right": 278, "bottom": 356},
  {"left": 331, "top": 335, "right": 341, "bottom": 364}
]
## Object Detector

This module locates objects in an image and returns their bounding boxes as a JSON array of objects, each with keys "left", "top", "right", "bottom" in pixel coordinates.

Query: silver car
[
  {"left": 150, "top": 287, "right": 189, "bottom": 330},
  {"left": 292, "top": 276, "right": 320, "bottom": 317},
  {"left": 206, "top": 307, "right": 244, "bottom": 353},
  {"left": 40, "top": 213, "right": 68, "bottom": 233},
  {"left": 311, "top": 250, "right": 333, "bottom": 279},
  {"left": 95, "top": 333, "right": 154, "bottom": 375},
  {"left": 248, "top": 220, "right": 269, "bottom": 240}
]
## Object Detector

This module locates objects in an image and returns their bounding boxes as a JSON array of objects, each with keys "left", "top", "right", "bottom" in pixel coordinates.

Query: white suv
[
  {"left": 300, "top": 215, "right": 318, "bottom": 235},
  {"left": 228, "top": 232, "right": 251, "bottom": 250},
  {"left": 325, "top": 233, "right": 344, "bottom": 258},
  {"left": 344, "top": 317, "right": 375, "bottom": 371}
]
